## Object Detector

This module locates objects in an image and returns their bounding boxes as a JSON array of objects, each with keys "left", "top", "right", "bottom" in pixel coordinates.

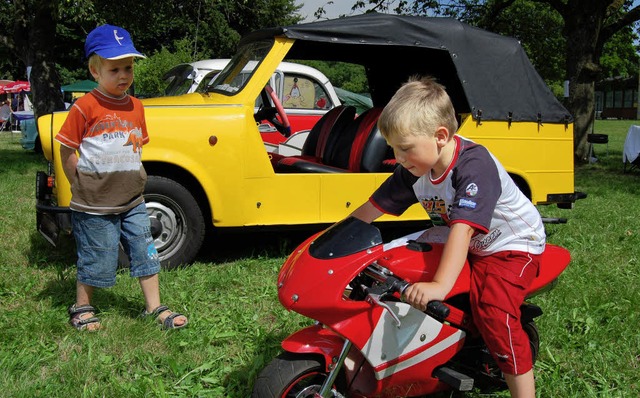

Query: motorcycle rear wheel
[
  {"left": 252, "top": 353, "right": 346, "bottom": 398},
  {"left": 524, "top": 320, "right": 540, "bottom": 364},
  {"left": 476, "top": 319, "right": 541, "bottom": 393}
]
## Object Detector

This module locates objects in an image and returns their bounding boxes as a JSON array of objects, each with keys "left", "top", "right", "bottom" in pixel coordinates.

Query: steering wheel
[{"left": 255, "top": 85, "right": 291, "bottom": 137}]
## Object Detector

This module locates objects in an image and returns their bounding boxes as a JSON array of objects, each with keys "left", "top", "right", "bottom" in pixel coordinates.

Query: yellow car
[{"left": 36, "top": 13, "right": 583, "bottom": 268}]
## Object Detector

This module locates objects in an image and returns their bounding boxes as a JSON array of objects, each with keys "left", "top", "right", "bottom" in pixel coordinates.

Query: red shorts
[{"left": 469, "top": 250, "right": 541, "bottom": 375}]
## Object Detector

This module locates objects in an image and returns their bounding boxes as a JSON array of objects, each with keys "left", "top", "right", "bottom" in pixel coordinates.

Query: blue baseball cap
[{"left": 84, "top": 24, "right": 146, "bottom": 60}]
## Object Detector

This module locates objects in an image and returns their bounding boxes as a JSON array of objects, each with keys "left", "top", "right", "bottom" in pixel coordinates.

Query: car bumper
[{"left": 546, "top": 191, "right": 587, "bottom": 209}]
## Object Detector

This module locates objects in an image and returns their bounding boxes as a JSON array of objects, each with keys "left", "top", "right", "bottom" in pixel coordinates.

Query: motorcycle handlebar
[{"left": 385, "top": 276, "right": 451, "bottom": 321}]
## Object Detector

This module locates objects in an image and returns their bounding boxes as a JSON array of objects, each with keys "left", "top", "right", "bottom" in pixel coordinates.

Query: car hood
[{"left": 141, "top": 92, "right": 211, "bottom": 106}]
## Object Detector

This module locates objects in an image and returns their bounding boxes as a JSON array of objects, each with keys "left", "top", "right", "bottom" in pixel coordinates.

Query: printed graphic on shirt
[
  {"left": 124, "top": 129, "right": 144, "bottom": 153},
  {"left": 77, "top": 113, "right": 144, "bottom": 175},
  {"left": 418, "top": 196, "right": 450, "bottom": 226},
  {"left": 458, "top": 198, "right": 477, "bottom": 209},
  {"left": 465, "top": 182, "right": 478, "bottom": 197}
]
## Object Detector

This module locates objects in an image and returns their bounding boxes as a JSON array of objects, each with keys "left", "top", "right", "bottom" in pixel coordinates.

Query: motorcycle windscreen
[{"left": 310, "top": 217, "right": 383, "bottom": 259}]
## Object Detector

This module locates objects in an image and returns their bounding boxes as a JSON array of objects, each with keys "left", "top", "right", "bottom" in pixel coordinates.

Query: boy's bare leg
[
  {"left": 138, "top": 274, "right": 186, "bottom": 327},
  {"left": 76, "top": 281, "right": 94, "bottom": 306},
  {"left": 504, "top": 369, "right": 535, "bottom": 398}
]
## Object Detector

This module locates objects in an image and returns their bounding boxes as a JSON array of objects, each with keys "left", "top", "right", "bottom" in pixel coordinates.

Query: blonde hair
[
  {"left": 88, "top": 54, "right": 103, "bottom": 73},
  {"left": 378, "top": 76, "right": 458, "bottom": 140}
]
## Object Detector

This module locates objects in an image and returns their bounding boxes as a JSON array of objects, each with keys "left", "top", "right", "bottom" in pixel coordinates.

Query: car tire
[{"left": 142, "top": 176, "right": 205, "bottom": 269}]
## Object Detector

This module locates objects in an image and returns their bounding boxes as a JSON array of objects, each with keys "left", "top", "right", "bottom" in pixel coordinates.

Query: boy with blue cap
[{"left": 57, "top": 24, "right": 188, "bottom": 331}]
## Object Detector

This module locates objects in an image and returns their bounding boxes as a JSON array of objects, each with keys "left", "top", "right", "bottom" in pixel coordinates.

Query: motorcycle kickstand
[{"left": 315, "top": 339, "right": 352, "bottom": 398}]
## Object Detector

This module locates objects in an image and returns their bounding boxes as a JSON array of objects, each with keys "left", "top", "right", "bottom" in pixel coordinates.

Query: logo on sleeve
[
  {"left": 465, "top": 183, "right": 478, "bottom": 197},
  {"left": 458, "top": 198, "right": 477, "bottom": 209}
]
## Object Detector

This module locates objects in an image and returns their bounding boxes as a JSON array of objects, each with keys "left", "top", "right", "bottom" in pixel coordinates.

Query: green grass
[{"left": 1, "top": 120, "right": 640, "bottom": 397}]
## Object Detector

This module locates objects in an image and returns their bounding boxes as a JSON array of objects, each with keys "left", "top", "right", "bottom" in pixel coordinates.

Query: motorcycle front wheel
[{"left": 252, "top": 353, "right": 346, "bottom": 398}]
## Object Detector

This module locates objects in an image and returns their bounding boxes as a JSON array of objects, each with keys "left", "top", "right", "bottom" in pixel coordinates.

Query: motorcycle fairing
[
  {"left": 278, "top": 232, "right": 391, "bottom": 348},
  {"left": 528, "top": 244, "right": 571, "bottom": 295},
  {"left": 361, "top": 302, "right": 465, "bottom": 380},
  {"left": 377, "top": 242, "right": 472, "bottom": 298},
  {"left": 281, "top": 324, "right": 345, "bottom": 371},
  {"left": 279, "top": 321, "right": 462, "bottom": 397}
]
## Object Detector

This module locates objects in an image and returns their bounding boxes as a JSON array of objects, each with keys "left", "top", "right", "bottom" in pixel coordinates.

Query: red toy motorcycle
[{"left": 252, "top": 217, "right": 570, "bottom": 397}]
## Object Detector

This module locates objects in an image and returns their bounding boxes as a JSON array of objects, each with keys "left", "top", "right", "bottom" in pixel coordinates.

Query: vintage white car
[{"left": 162, "top": 59, "right": 344, "bottom": 148}]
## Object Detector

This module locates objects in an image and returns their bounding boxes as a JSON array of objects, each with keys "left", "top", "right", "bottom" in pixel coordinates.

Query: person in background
[{"left": 0, "top": 100, "right": 11, "bottom": 130}]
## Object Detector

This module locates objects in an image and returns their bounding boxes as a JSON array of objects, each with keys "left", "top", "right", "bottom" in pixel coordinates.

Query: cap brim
[{"left": 104, "top": 53, "right": 147, "bottom": 60}]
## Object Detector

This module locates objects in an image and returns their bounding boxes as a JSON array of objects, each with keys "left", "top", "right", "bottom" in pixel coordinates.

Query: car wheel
[
  {"left": 143, "top": 176, "right": 205, "bottom": 269},
  {"left": 34, "top": 137, "right": 42, "bottom": 154}
]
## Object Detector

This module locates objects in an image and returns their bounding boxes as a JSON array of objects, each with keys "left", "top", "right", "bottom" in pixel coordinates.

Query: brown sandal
[
  {"left": 68, "top": 304, "right": 101, "bottom": 331},
  {"left": 143, "top": 305, "right": 188, "bottom": 330}
]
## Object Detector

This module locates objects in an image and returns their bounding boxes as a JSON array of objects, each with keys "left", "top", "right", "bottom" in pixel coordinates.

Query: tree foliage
[
  {"left": 133, "top": 39, "right": 195, "bottom": 98},
  {"left": 301, "top": 61, "right": 369, "bottom": 94},
  {"left": 0, "top": 0, "right": 302, "bottom": 118}
]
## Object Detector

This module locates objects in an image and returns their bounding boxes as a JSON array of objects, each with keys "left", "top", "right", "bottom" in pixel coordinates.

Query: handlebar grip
[
  {"left": 427, "top": 301, "right": 450, "bottom": 320},
  {"left": 386, "top": 276, "right": 409, "bottom": 295},
  {"left": 384, "top": 277, "right": 450, "bottom": 321}
]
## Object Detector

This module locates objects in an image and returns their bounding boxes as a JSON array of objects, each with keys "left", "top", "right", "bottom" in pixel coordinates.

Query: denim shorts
[{"left": 72, "top": 202, "right": 161, "bottom": 288}]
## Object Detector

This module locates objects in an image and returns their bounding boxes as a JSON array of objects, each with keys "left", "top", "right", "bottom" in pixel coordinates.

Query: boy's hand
[
  {"left": 403, "top": 223, "right": 475, "bottom": 311},
  {"left": 403, "top": 282, "right": 448, "bottom": 311},
  {"left": 59, "top": 145, "right": 79, "bottom": 185}
]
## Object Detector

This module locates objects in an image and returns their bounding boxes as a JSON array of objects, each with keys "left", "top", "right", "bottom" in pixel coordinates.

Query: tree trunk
[
  {"left": 567, "top": 79, "right": 595, "bottom": 161},
  {"left": 561, "top": 0, "right": 607, "bottom": 163},
  {"left": 28, "top": 0, "right": 65, "bottom": 119}
]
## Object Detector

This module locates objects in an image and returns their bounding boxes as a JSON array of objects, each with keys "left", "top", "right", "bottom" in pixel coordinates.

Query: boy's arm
[
  {"left": 404, "top": 222, "right": 475, "bottom": 311},
  {"left": 59, "top": 145, "right": 78, "bottom": 186},
  {"left": 349, "top": 201, "right": 384, "bottom": 223}
]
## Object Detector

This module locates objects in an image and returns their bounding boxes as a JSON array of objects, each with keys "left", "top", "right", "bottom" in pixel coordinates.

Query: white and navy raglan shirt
[{"left": 371, "top": 136, "right": 546, "bottom": 256}]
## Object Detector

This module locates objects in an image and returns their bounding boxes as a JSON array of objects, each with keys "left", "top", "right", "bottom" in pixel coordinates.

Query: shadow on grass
[
  {"left": 222, "top": 329, "right": 293, "bottom": 397},
  {"left": 582, "top": 147, "right": 640, "bottom": 181},
  {"left": 35, "top": 266, "right": 152, "bottom": 319},
  {"left": 29, "top": 231, "right": 159, "bottom": 318},
  {"left": 28, "top": 230, "right": 77, "bottom": 270}
]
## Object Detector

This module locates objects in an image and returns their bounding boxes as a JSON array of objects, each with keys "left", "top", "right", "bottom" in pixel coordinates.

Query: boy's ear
[
  {"left": 435, "top": 126, "right": 451, "bottom": 146},
  {"left": 89, "top": 65, "right": 100, "bottom": 80}
]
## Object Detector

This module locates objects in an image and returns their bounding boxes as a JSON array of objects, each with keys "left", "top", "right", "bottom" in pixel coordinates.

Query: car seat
[
  {"left": 277, "top": 107, "right": 394, "bottom": 174},
  {"left": 301, "top": 105, "right": 357, "bottom": 161},
  {"left": 276, "top": 105, "right": 356, "bottom": 172}
]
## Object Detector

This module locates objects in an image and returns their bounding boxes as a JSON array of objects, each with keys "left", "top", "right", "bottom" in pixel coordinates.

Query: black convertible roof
[{"left": 240, "top": 13, "right": 572, "bottom": 124}]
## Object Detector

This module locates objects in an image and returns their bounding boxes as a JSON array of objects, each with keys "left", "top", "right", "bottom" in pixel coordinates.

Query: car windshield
[
  {"left": 196, "top": 70, "right": 221, "bottom": 93},
  {"left": 209, "top": 40, "right": 273, "bottom": 96},
  {"left": 163, "top": 64, "right": 198, "bottom": 97}
]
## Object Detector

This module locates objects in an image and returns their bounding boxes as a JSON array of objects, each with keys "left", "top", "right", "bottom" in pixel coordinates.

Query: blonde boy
[{"left": 351, "top": 76, "right": 545, "bottom": 398}]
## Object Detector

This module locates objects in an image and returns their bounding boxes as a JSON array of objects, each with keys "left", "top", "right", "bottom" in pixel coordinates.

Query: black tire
[
  {"left": 34, "top": 136, "right": 42, "bottom": 154},
  {"left": 476, "top": 320, "right": 541, "bottom": 393},
  {"left": 523, "top": 320, "right": 540, "bottom": 364},
  {"left": 143, "top": 176, "right": 205, "bottom": 269},
  {"left": 252, "top": 353, "right": 344, "bottom": 398}
]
